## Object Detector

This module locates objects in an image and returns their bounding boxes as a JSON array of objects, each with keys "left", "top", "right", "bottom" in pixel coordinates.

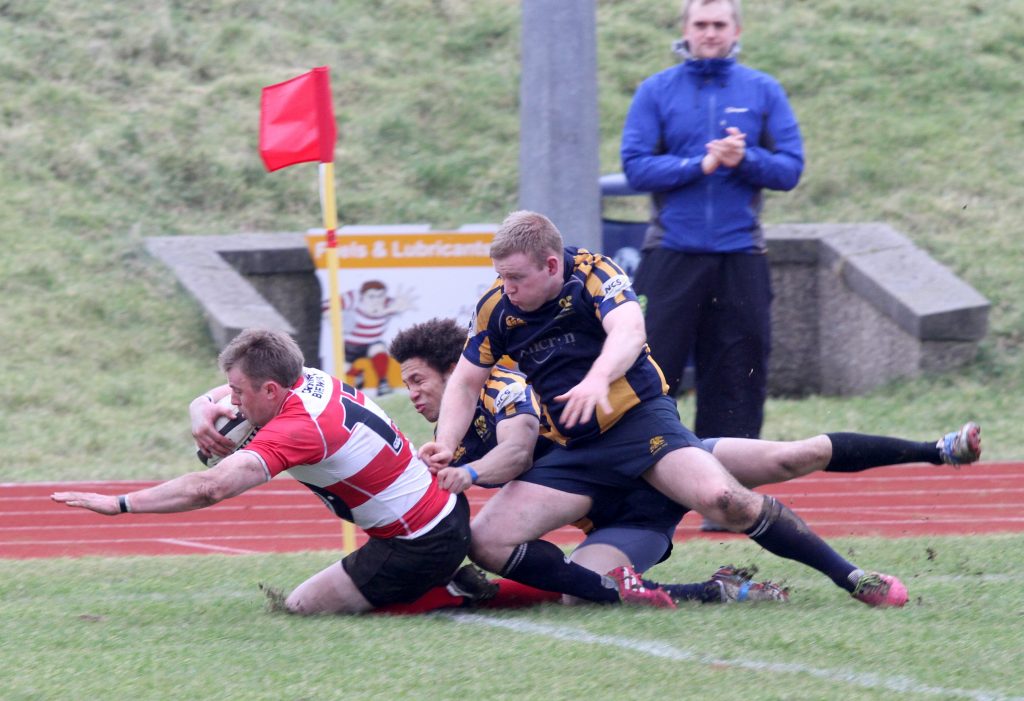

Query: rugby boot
[
  {"left": 851, "top": 571, "right": 908, "bottom": 608},
  {"left": 711, "top": 564, "right": 789, "bottom": 603},
  {"left": 938, "top": 422, "right": 982, "bottom": 467},
  {"left": 607, "top": 565, "right": 677, "bottom": 609},
  {"left": 446, "top": 564, "right": 499, "bottom": 604}
]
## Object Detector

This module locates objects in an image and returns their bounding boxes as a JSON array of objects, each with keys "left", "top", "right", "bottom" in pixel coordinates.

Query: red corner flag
[{"left": 259, "top": 66, "right": 337, "bottom": 172}]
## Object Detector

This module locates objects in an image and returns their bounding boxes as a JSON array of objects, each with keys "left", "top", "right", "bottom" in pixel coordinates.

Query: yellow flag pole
[{"left": 319, "top": 161, "right": 358, "bottom": 555}]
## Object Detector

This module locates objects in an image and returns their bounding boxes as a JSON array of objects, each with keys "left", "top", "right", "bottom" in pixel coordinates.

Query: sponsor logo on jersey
[
  {"left": 301, "top": 371, "right": 326, "bottom": 399},
  {"left": 724, "top": 106, "right": 749, "bottom": 113},
  {"left": 602, "top": 274, "right": 632, "bottom": 299},
  {"left": 494, "top": 382, "right": 526, "bottom": 412},
  {"left": 523, "top": 332, "right": 576, "bottom": 364},
  {"left": 649, "top": 436, "right": 667, "bottom": 454},
  {"left": 453, "top": 445, "right": 467, "bottom": 464},
  {"left": 505, "top": 315, "right": 526, "bottom": 329}
]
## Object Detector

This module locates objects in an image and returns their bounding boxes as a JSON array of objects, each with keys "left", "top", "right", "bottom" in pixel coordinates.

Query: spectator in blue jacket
[{"left": 621, "top": 0, "right": 803, "bottom": 455}]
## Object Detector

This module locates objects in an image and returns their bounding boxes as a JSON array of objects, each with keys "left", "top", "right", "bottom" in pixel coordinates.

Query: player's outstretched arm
[{"left": 52, "top": 453, "right": 269, "bottom": 515}]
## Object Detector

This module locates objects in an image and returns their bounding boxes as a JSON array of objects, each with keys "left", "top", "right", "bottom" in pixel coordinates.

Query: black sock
[
  {"left": 825, "top": 432, "right": 940, "bottom": 472},
  {"left": 746, "top": 496, "right": 857, "bottom": 592},
  {"left": 643, "top": 578, "right": 719, "bottom": 603},
  {"left": 500, "top": 540, "right": 619, "bottom": 603}
]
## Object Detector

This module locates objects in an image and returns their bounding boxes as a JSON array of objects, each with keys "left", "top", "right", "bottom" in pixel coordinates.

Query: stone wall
[
  {"left": 765, "top": 223, "right": 989, "bottom": 395},
  {"left": 146, "top": 222, "right": 989, "bottom": 397}
]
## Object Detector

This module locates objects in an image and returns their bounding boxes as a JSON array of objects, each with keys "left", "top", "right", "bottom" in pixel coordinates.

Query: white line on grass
[{"left": 450, "top": 614, "right": 1023, "bottom": 701}]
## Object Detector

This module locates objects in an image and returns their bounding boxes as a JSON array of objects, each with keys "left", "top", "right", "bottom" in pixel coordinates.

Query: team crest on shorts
[{"left": 649, "top": 436, "right": 667, "bottom": 454}]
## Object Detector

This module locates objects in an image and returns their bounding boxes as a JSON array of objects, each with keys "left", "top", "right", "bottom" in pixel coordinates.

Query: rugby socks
[
  {"left": 373, "top": 580, "right": 562, "bottom": 614},
  {"left": 825, "top": 432, "right": 939, "bottom": 472},
  {"left": 745, "top": 495, "right": 858, "bottom": 592},
  {"left": 500, "top": 540, "right": 620, "bottom": 604},
  {"left": 642, "top": 578, "right": 719, "bottom": 603},
  {"left": 373, "top": 587, "right": 464, "bottom": 615},
  {"left": 481, "top": 580, "right": 562, "bottom": 608}
]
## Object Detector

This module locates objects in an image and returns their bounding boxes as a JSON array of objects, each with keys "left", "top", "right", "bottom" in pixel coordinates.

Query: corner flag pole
[
  {"left": 319, "top": 163, "right": 346, "bottom": 404},
  {"left": 260, "top": 66, "right": 357, "bottom": 554},
  {"left": 319, "top": 165, "right": 357, "bottom": 556}
]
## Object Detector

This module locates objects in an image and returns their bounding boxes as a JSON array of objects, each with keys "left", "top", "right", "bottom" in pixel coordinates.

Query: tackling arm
[
  {"left": 420, "top": 357, "right": 492, "bottom": 467},
  {"left": 436, "top": 412, "right": 540, "bottom": 494},
  {"left": 555, "top": 301, "right": 647, "bottom": 429}
]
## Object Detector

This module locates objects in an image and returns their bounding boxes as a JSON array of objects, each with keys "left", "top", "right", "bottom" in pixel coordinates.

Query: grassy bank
[{"left": 1, "top": 0, "right": 1021, "bottom": 481}]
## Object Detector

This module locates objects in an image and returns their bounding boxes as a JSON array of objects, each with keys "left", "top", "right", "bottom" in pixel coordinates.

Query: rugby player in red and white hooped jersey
[{"left": 53, "top": 328, "right": 470, "bottom": 615}]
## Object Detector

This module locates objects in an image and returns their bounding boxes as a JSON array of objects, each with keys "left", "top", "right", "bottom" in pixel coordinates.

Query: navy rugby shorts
[
  {"left": 518, "top": 394, "right": 706, "bottom": 493},
  {"left": 579, "top": 480, "right": 689, "bottom": 570}
]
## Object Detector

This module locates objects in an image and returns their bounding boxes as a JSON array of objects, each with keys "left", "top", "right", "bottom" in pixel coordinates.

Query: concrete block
[
  {"left": 836, "top": 246, "right": 989, "bottom": 341},
  {"left": 145, "top": 235, "right": 300, "bottom": 352},
  {"left": 146, "top": 218, "right": 990, "bottom": 398}
]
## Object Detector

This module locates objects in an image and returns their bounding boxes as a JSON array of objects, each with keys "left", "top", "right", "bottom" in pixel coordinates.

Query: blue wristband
[{"left": 464, "top": 466, "right": 479, "bottom": 484}]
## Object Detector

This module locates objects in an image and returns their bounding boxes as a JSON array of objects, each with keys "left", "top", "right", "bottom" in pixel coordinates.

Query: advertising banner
[{"left": 305, "top": 226, "right": 496, "bottom": 395}]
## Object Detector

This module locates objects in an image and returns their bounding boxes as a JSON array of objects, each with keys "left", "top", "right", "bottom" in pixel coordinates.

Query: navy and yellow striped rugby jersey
[
  {"left": 463, "top": 247, "right": 668, "bottom": 446},
  {"left": 449, "top": 365, "right": 542, "bottom": 479}
]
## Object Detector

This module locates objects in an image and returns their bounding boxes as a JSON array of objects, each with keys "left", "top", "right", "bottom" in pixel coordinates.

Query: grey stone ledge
[
  {"left": 146, "top": 220, "right": 990, "bottom": 397},
  {"left": 767, "top": 223, "right": 989, "bottom": 341}
]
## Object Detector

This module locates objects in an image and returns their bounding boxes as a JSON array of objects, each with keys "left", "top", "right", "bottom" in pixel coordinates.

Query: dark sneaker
[
  {"left": 446, "top": 564, "right": 499, "bottom": 604},
  {"left": 851, "top": 571, "right": 908, "bottom": 608},
  {"left": 711, "top": 565, "right": 789, "bottom": 603},
  {"left": 607, "top": 565, "right": 677, "bottom": 609},
  {"left": 938, "top": 422, "right": 982, "bottom": 467}
]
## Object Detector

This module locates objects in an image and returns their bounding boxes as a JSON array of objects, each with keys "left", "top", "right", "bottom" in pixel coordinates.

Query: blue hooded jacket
[{"left": 621, "top": 46, "right": 804, "bottom": 253}]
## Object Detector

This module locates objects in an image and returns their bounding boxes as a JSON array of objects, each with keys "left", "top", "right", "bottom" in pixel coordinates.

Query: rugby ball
[{"left": 195, "top": 395, "right": 258, "bottom": 466}]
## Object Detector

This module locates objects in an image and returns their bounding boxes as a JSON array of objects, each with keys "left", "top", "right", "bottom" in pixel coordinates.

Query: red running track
[{"left": 2, "top": 462, "right": 1022, "bottom": 560}]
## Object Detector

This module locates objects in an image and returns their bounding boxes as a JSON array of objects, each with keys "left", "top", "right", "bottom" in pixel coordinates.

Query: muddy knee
[
  {"left": 702, "top": 487, "right": 762, "bottom": 529},
  {"left": 284, "top": 591, "right": 318, "bottom": 616}
]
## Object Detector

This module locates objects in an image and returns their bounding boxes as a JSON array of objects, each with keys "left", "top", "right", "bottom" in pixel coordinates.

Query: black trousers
[{"left": 633, "top": 249, "right": 772, "bottom": 439}]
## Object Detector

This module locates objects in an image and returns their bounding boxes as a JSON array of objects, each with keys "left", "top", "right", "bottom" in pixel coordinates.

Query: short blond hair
[
  {"left": 681, "top": 0, "right": 742, "bottom": 27},
  {"left": 489, "top": 210, "right": 564, "bottom": 269},
  {"left": 218, "top": 328, "right": 304, "bottom": 389}
]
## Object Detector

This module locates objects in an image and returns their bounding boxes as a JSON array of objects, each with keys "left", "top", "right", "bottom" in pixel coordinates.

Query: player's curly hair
[{"left": 388, "top": 317, "right": 466, "bottom": 374}]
